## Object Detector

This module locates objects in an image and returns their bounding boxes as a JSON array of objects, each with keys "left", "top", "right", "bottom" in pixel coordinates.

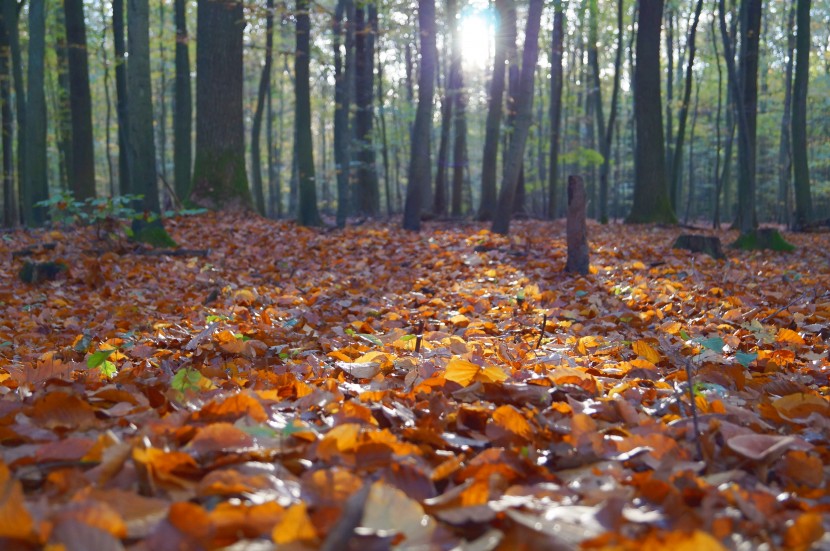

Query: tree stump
[
  {"left": 672, "top": 235, "right": 725, "bottom": 259},
  {"left": 565, "top": 175, "right": 590, "bottom": 275},
  {"left": 731, "top": 228, "right": 795, "bottom": 251}
]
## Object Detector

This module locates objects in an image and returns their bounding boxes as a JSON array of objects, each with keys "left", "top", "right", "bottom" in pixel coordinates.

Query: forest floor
[{"left": 0, "top": 213, "right": 829, "bottom": 550}]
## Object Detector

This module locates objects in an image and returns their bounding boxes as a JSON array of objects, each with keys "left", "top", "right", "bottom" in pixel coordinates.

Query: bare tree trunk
[
  {"left": 113, "top": 0, "right": 130, "bottom": 195},
  {"left": 98, "top": 0, "right": 115, "bottom": 196},
  {"left": 333, "top": 0, "right": 353, "bottom": 226},
  {"left": 546, "top": 0, "right": 563, "bottom": 219},
  {"left": 250, "top": 0, "right": 274, "bottom": 215},
  {"left": 790, "top": 0, "right": 813, "bottom": 229},
  {"left": 173, "top": 0, "right": 191, "bottom": 200},
  {"left": 0, "top": 10, "right": 14, "bottom": 226},
  {"left": 777, "top": 0, "right": 795, "bottom": 226},
  {"left": 294, "top": 0, "right": 322, "bottom": 225},
  {"left": 156, "top": 0, "right": 168, "bottom": 184},
  {"left": 24, "top": 0, "right": 48, "bottom": 225}
]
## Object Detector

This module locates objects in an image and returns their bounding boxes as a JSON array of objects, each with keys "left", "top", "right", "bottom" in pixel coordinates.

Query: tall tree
[
  {"left": 294, "top": 0, "right": 322, "bottom": 225},
  {"left": 546, "top": 0, "right": 563, "bottom": 219},
  {"left": 790, "top": 0, "right": 812, "bottom": 229},
  {"left": 127, "top": 0, "right": 160, "bottom": 213},
  {"left": 777, "top": 0, "right": 796, "bottom": 225},
  {"left": 64, "top": 0, "right": 96, "bottom": 199},
  {"left": 490, "top": 0, "right": 544, "bottom": 235},
  {"left": 23, "top": 0, "right": 48, "bottom": 225},
  {"left": 333, "top": 0, "right": 354, "bottom": 226},
  {"left": 402, "top": 0, "right": 437, "bottom": 231},
  {"left": 250, "top": 0, "right": 274, "bottom": 215},
  {"left": 478, "top": 0, "right": 510, "bottom": 221},
  {"left": 353, "top": 2, "right": 379, "bottom": 216},
  {"left": 173, "top": 0, "right": 191, "bottom": 201},
  {"left": 0, "top": 10, "right": 13, "bottom": 226},
  {"left": 53, "top": 9, "right": 72, "bottom": 191},
  {"left": 3, "top": 1, "right": 24, "bottom": 213},
  {"left": 191, "top": 0, "right": 251, "bottom": 209},
  {"left": 450, "top": 0, "right": 467, "bottom": 217},
  {"left": 626, "top": 0, "right": 676, "bottom": 224},
  {"left": 113, "top": 0, "right": 130, "bottom": 194}
]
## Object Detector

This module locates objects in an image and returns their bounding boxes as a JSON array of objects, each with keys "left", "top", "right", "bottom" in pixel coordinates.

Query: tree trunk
[
  {"left": 790, "top": 0, "right": 812, "bottom": 229},
  {"left": 376, "top": 44, "right": 392, "bottom": 216},
  {"left": 433, "top": 50, "right": 452, "bottom": 217},
  {"left": 156, "top": 0, "right": 168, "bottom": 185},
  {"left": 191, "top": 0, "right": 251, "bottom": 209},
  {"left": 565, "top": 175, "right": 589, "bottom": 275},
  {"left": 64, "top": 0, "right": 96, "bottom": 199},
  {"left": 546, "top": 0, "right": 563, "bottom": 219},
  {"left": 734, "top": 0, "right": 761, "bottom": 234},
  {"left": 402, "top": 0, "right": 436, "bottom": 231},
  {"left": 777, "top": 0, "right": 795, "bottom": 226},
  {"left": 354, "top": 3, "right": 379, "bottom": 216},
  {"left": 98, "top": 0, "right": 115, "bottom": 196},
  {"left": 0, "top": 11, "right": 13, "bottom": 226},
  {"left": 113, "top": 0, "right": 130, "bottom": 195},
  {"left": 333, "top": 0, "right": 352, "bottom": 226},
  {"left": 3, "top": 2, "right": 24, "bottom": 209},
  {"left": 450, "top": 0, "right": 467, "bottom": 218},
  {"left": 53, "top": 9, "right": 72, "bottom": 191},
  {"left": 490, "top": 0, "right": 543, "bottom": 235},
  {"left": 626, "top": 0, "right": 675, "bottom": 224},
  {"left": 664, "top": 8, "right": 674, "bottom": 197},
  {"left": 294, "top": 0, "right": 321, "bottom": 225},
  {"left": 23, "top": 0, "right": 48, "bottom": 225},
  {"left": 668, "top": 0, "right": 704, "bottom": 214},
  {"left": 127, "top": 0, "right": 159, "bottom": 213},
  {"left": 250, "top": 0, "right": 274, "bottom": 216},
  {"left": 173, "top": 0, "right": 192, "bottom": 201}
]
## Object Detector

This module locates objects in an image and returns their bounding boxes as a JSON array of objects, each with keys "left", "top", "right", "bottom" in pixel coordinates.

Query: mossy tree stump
[{"left": 731, "top": 228, "right": 795, "bottom": 251}]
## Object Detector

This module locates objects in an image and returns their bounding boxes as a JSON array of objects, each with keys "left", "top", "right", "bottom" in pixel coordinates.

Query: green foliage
[
  {"left": 171, "top": 367, "right": 204, "bottom": 394},
  {"left": 559, "top": 147, "right": 605, "bottom": 167},
  {"left": 730, "top": 229, "right": 795, "bottom": 251}
]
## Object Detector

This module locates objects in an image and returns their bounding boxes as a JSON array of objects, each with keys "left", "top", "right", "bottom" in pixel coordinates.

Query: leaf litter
[{"left": 0, "top": 213, "right": 829, "bottom": 549}]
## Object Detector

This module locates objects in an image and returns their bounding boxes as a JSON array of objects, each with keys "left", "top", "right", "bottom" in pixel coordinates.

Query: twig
[
  {"left": 535, "top": 314, "right": 547, "bottom": 349},
  {"left": 414, "top": 320, "right": 425, "bottom": 354},
  {"left": 658, "top": 335, "right": 704, "bottom": 462}
]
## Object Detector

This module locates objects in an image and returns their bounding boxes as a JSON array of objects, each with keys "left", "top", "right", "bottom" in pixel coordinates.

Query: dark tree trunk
[
  {"left": 402, "top": 0, "right": 436, "bottom": 231},
  {"left": 156, "top": 1, "right": 168, "bottom": 184},
  {"left": 626, "top": 0, "right": 676, "bottom": 224},
  {"left": 434, "top": 48, "right": 452, "bottom": 217},
  {"left": 664, "top": 9, "right": 674, "bottom": 194},
  {"left": 127, "top": 0, "right": 160, "bottom": 213},
  {"left": 376, "top": 43, "right": 393, "bottom": 216},
  {"left": 0, "top": 11, "right": 13, "bottom": 226},
  {"left": 790, "top": 0, "right": 812, "bottom": 229},
  {"left": 113, "top": 0, "right": 130, "bottom": 195},
  {"left": 734, "top": 0, "right": 761, "bottom": 234},
  {"left": 250, "top": 0, "right": 274, "bottom": 215},
  {"left": 546, "top": 0, "right": 563, "bottom": 219},
  {"left": 777, "top": 0, "right": 795, "bottom": 226},
  {"left": 3, "top": 1, "right": 24, "bottom": 209},
  {"left": 54, "top": 10, "right": 72, "bottom": 191},
  {"left": 23, "top": 0, "right": 48, "bottom": 225},
  {"left": 64, "top": 0, "right": 96, "bottom": 199},
  {"left": 191, "top": 0, "right": 251, "bottom": 209},
  {"left": 490, "top": 0, "right": 543, "bottom": 235},
  {"left": 294, "top": 0, "right": 321, "bottom": 225},
  {"left": 333, "top": 0, "right": 353, "bottom": 226},
  {"left": 173, "top": 0, "right": 192, "bottom": 201},
  {"left": 98, "top": 0, "right": 115, "bottom": 196},
  {"left": 668, "top": 0, "right": 704, "bottom": 216},
  {"left": 354, "top": 3, "right": 379, "bottom": 216},
  {"left": 450, "top": 0, "right": 467, "bottom": 218},
  {"left": 711, "top": 19, "right": 725, "bottom": 228}
]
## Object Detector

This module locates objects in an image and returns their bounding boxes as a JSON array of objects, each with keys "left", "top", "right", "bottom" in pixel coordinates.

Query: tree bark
[
  {"left": 173, "top": 0, "right": 192, "bottom": 201},
  {"left": 790, "top": 0, "right": 812, "bottom": 229},
  {"left": 354, "top": 3, "right": 379, "bottom": 216},
  {"left": 64, "top": 0, "right": 96, "bottom": 199},
  {"left": 98, "top": 0, "right": 115, "bottom": 196},
  {"left": 113, "top": 0, "right": 130, "bottom": 195},
  {"left": 490, "top": 0, "right": 543, "bottom": 235},
  {"left": 294, "top": 0, "right": 321, "bottom": 225},
  {"left": 546, "top": 0, "right": 563, "bottom": 219},
  {"left": 333, "top": 0, "right": 352, "bottom": 226},
  {"left": 450, "top": 0, "right": 467, "bottom": 218},
  {"left": 191, "top": 0, "right": 251, "bottom": 210},
  {"left": 565, "top": 175, "right": 589, "bottom": 275},
  {"left": 23, "top": 0, "right": 48, "bottom": 225},
  {"left": 626, "top": 0, "right": 676, "bottom": 224},
  {"left": 250, "top": 0, "right": 274, "bottom": 216},
  {"left": 127, "top": 0, "right": 160, "bottom": 213},
  {"left": 3, "top": 1, "right": 24, "bottom": 210},
  {"left": 0, "top": 11, "right": 13, "bottom": 226},
  {"left": 402, "top": 0, "right": 436, "bottom": 231},
  {"left": 777, "top": 0, "right": 795, "bottom": 226}
]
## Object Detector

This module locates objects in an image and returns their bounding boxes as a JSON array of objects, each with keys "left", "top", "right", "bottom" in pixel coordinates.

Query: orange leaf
[
  {"left": 0, "top": 462, "right": 35, "bottom": 541},
  {"left": 784, "top": 512, "right": 824, "bottom": 551},
  {"left": 491, "top": 405, "right": 533, "bottom": 440},
  {"left": 632, "top": 340, "right": 661, "bottom": 363},
  {"left": 776, "top": 328, "right": 805, "bottom": 345},
  {"left": 773, "top": 393, "right": 829, "bottom": 421},
  {"left": 445, "top": 357, "right": 481, "bottom": 387},
  {"left": 272, "top": 502, "right": 317, "bottom": 544}
]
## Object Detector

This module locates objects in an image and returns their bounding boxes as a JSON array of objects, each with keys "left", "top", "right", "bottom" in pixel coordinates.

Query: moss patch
[
  {"left": 131, "top": 218, "right": 178, "bottom": 248},
  {"left": 190, "top": 149, "right": 252, "bottom": 210},
  {"left": 730, "top": 228, "right": 795, "bottom": 251}
]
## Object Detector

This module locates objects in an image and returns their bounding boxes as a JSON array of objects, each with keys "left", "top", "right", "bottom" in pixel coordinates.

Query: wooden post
[{"left": 566, "top": 175, "right": 590, "bottom": 275}]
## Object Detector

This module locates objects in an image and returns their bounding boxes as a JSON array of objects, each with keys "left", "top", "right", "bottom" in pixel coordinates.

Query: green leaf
[
  {"left": 87, "top": 349, "right": 115, "bottom": 369},
  {"left": 99, "top": 360, "right": 117, "bottom": 378},
  {"left": 357, "top": 333, "right": 383, "bottom": 347},
  {"left": 679, "top": 330, "right": 691, "bottom": 341},
  {"left": 698, "top": 337, "right": 725, "bottom": 352},
  {"left": 400, "top": 334, "right": 416, "bottom": 341},
  {"left": 734, "top": 351, "right": 758, "bottom": 367},
  {"left": 172, "top": 367, "right": 203, "bottom": 393}
]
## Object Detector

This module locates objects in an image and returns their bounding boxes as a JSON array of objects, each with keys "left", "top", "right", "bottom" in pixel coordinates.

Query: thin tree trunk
[
  {"left": 250, "top": 0, "right": 274, "bottom": 215},
  {"left": 546, "top": 0, "right": 563, "bottom": 219},
  {"left": 664, "top": 8, "right": 674, "bottom": 192},
  {"left": 711, "top": 18, "right": 724, "bottom": 228},
  {"left": 295, "top": 0, "right": 322, "bottom": 225},
  {"left": 433, "top": 52, "right": 452, "bottom": 217},
  {"left": 668, "top": 0, "right": 704, "bottom": 214},
  {"left": 777, "top": 0, "right": 795, "bottom": 226},
  {"left": 54, "top": 9, "right": 72, "bottom": 192},
  {"left": 354, "top": 2, "right": 379, "bottom": 216},
  {"left": 99, "top": 0, "right": 115, "bottom": 196},
  {"left": 156, "top": 0, "right": 168, "bottom": 184},
  {"left": 684, "top": 80, "right": 700, "bottom": 223},
  {"left": 790, "top": 0, "right": 812, "bottom": 229},
  {"left": 333, "top": 0, "right": 352, "bottom": 226},
  {"left": 3, "top": 2, "right": 24, "bottom": 210},
  {"left": 0, "top": 10, "right": 13, "bottom": 226},
  {"left": 491, "top": 0, "right": 543, "bottom": 235},
  {"left": 402, "top": 0, "right": 436, "bottom": 231},
  {"left": 376, "top": 43, "right": 392, "bottom": 215},
  {"left": 450, "top": 0, "right": 467, "bottom": 218},
  {"left": 113, "top": 0, "right": 130, "bottom": 195},
  {"left": 173, "top": 0, "right": 191, "bottom": 200}
]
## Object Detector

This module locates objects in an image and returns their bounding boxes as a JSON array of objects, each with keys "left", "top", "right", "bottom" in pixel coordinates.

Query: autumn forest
[{"left": 1, "top": 0, "right": 830, "bottom": 549}]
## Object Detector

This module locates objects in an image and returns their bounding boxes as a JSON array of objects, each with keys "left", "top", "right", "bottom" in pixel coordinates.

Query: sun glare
[{"left": 459, "top": 10, "right": 493, "bottom": 71}]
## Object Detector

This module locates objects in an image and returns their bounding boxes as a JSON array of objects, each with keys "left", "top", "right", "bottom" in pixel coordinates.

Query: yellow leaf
[
  {"left": 577, "top": 335, "right": 601, "bottom": 354},
  {"left": 492, "top": 405, "right": 533, "bottom": 440},
  {"left": 660, "top": 321, "right": 682, "bottom": 334},
  {"left": 449, "top": 314, "right": 470, "bottom": 327},
  {"left": 445, "top": 357, "right": 481, "bottom": 387},
  {"left": 632, "top": 340, "right": 661, "bottom": 364},
  {"left": 784, "top": 512, "right": 824, "bottom": 551},
  {"left": 777, "top": 328, "right": 805, "bottom": 345},
  {"left": 272, "top": 503, "right": 317, "bottom": 544},
  {"left": 476, "top": 365, "right": 508, "bottom": 384}
]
